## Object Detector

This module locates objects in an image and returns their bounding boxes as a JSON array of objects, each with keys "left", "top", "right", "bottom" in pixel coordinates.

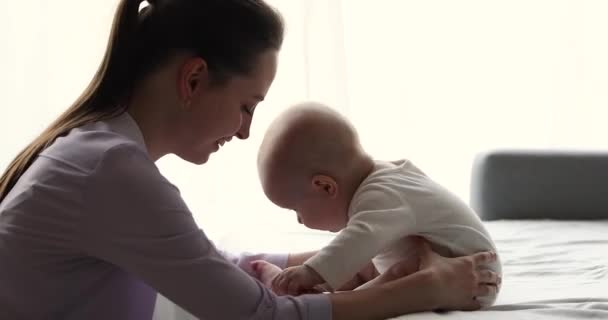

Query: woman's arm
[
  {"left": 331, "top": 244, "right": 498, "bottom": 320},
  {"left": 331, "top": 270, "right": 437, "bottom": 320},
  {"left": 260, "top": 237, "right": 497, "bottom": 319}
]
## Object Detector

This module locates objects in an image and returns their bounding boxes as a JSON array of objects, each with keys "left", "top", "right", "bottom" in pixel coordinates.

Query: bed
[
  {"left": 395, "top": 219, "right": 608, "bottom": 319},
  {"left": 154, "top": 150, "right": 608, "bottom": 320}
]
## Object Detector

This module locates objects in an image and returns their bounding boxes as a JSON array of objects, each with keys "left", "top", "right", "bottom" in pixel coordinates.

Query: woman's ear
[
  {"left": 177, "top": 57, "right": 209, "bottom": 108},
  {"left": 311, "top": 175, "right": 339, "bottom": 198}
]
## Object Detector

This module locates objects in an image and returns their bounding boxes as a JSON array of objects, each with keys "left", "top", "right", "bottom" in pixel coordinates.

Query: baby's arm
[
  {"left": 305, "top": 189, "right": 416, "bottom": 291},
  {"left": 252, "top": 251, "right": 378, "bottom": 295},
  {"left": 287, "top": 251, "right": 318, "bottom": 267},
  {"left": 251, "top": 260, "right": 327, "bottom": 295}
]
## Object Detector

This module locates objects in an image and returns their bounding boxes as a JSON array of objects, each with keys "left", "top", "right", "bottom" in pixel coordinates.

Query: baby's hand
[{"left": 272, "top": 265, "right": 325, "bottom": 296}]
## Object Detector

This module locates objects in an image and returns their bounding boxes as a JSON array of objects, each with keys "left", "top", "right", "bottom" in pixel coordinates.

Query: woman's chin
[
  {"left": 175, "top": 141, "right": 224, "bottom": 165},
  {"left": 193, "top": 156, "right": 210, "bottom": 165},
  {"left": 177, "top": 149, "right": 212, "bottom": 165}
]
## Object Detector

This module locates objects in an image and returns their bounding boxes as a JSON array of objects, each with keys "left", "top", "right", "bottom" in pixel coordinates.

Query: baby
[{"left": 254, "top": 102, "right": 502, "bottom": 305}]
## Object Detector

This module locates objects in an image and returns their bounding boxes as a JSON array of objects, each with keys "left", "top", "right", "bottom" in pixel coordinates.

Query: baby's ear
[{"left": 311, "top": 175, "right": 338, "bottom": 197}]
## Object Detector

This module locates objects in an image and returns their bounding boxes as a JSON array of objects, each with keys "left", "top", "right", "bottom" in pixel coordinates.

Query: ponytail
[{"left": 0, "top": 0, "right": 145, "bottom": 202}]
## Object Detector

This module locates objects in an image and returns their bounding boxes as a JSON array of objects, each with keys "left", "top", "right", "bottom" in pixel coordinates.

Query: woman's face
[{"left": 175, "top": 50, "right": 278, "bottom": 164}]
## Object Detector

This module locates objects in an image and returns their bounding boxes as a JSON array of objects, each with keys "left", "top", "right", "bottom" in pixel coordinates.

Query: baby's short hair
[{"left": 258, "top": 102, "right": 362, "bottom": 195}]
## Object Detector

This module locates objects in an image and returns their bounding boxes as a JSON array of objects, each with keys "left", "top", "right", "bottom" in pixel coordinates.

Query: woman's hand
[
  {"left": 335, "top": 260, "right": 380, "bottom": 291},
  {"left": 416, "top": 237, "right": 500, "bottom": 311}
]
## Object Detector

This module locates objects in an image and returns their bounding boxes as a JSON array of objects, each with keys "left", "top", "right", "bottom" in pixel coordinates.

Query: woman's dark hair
[{"left": 0, "top": 0, "right": 284, "bottom": 202}]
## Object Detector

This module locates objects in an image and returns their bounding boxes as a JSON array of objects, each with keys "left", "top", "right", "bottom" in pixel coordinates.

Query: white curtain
[
  {"left": 169, "top": 0, "right": 608, "bottom": 244},
  {"left": 2, "top": 0, "right": 608, "bottom": 251},
  {"left": 2, "top": 1, "right": 608, "bottom": 318},
  {"left": 339, "top": 0, "right": 608, "bottom": 203}
]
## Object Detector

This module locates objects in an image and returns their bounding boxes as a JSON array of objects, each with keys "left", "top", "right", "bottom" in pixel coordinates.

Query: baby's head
[{"left": 257, "top": 102, "right": 373, "bottom": 232}]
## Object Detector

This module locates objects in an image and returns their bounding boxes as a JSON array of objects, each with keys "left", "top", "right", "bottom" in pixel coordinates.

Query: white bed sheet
[
  {"left": 389, "top": 220, "right": 608, "bottom": 319},
  {"left": 158, "top": 220, "right": 608, "bottom": 320}
]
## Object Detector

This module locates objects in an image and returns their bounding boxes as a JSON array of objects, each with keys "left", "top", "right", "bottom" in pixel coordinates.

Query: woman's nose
[
  {"left": 236, "top": 116, "right": 252, "bottom": 140},
  {"left": 297, "top": 216, "right": 303, "bottom": 224}
]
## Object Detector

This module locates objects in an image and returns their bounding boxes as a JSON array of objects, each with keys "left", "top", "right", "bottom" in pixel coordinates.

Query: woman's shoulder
[{"left": 41, "top": 118, "right": 151, "bottom": 176}]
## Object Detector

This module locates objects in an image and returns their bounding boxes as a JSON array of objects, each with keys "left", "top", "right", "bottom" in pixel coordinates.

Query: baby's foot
[{"left": 251, "top": 260, "right": 283, "bottom": 288}]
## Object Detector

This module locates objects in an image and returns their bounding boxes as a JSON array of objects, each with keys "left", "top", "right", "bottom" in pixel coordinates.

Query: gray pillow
[{"left": 470, "top": 150, "right": 608, "bottom": 220}]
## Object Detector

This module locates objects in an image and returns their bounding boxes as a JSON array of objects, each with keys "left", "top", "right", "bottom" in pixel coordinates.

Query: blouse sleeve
[{"left": 79, "top": 144, "right": 330, "bottom": 320}]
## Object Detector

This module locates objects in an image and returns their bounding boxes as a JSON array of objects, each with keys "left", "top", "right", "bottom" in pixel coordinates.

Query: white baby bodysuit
[{"left": 305, "top": 159, "right": 501, "bottom": 304}]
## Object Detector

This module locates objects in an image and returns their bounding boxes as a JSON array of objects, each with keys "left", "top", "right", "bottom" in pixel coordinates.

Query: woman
[{"left": 0, "top": 0, "right": 498, "bottom": 319}]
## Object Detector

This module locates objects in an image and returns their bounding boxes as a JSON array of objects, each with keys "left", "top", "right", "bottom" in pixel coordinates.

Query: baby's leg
[
  {"left": 355, "top": 255, "right": 420, "bottom": 290},
  {"left": 251, "top": 260, "right": 282, "bottom": 288}
]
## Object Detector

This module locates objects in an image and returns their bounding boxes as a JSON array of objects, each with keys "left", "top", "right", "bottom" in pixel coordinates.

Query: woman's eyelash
[
  {"left": 241, "top": 106, "right": 252, "bottom": 115},
  {"left": 242, "top": 105, "right": 254, "bottom": 115}
]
